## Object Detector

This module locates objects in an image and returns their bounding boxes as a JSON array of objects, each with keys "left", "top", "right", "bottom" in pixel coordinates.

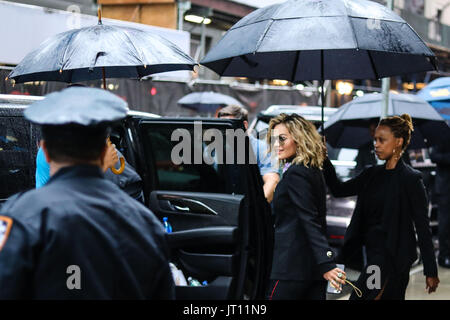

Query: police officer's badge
[{"left": 0, "top": 216, "right": 13, "bottom": 251}]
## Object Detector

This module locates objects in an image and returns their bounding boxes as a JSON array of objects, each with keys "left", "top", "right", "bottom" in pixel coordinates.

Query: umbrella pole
[
  {"left": 320, "top": 50, "right": 325, "bottom": 134},
  {"left": 102, "top": 67, "right": 106, "bottom": 90},
  {"left": 321, "top": 80, "right": 325, "bottom": 132},
  {"left": 101, "top": 65, "right": 125, "bottom": 175}
]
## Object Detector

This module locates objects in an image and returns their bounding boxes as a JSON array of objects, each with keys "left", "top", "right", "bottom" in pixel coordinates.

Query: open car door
[{"left": 134, "top": 118, "right": 273, "bottom": 300}]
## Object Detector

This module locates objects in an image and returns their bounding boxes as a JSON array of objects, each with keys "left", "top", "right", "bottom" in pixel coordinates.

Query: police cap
[{"left": 24, "top": 87, "right": 129, "bottom": 126}]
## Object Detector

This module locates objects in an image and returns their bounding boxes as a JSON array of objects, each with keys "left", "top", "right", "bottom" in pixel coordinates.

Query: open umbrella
[
  {"left": 323, "top": 92, "right": 450, "bottom": 149},
  {"left": 201, "top": 0, "right": 437, "bottom": 129},
  {"left": 7, "top": 10, "right": 197, "bottom": 175},
  {"left": 7, "top": 10, "right": 197, "bottom": 87},
  {"left": 417, "top": 77, "right": 450, "bottom": 121},
  {"left": 178, "top": 91, "right": 243, "bottom": 113}
]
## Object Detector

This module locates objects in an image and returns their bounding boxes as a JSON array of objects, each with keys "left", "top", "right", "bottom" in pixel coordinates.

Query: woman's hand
[
  {"left": 323, "top": 267, "right": 346, "bottom": 290},
  {"left": 102, "top": 142, "right": 119, "bottom": 172},
  {"left": 426, "top": 276, "right": 439, "bottom": 294}
]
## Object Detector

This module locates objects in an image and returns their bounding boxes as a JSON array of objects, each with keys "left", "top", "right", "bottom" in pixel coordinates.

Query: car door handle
[
  {"left": 173, "top": 204, "right": 190, "bottom": 212},
  {"left": 158, "top": 194, "right": 218, "bottom": 215}
]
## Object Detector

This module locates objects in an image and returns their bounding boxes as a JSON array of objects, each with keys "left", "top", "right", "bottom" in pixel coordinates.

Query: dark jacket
[
  {"left": 0, "top": 165, "right": 174, "bottom": 299},
  {"left": 270, "top": 163, "right": 336, "bottom": 281},
  {"left": 104, "top": 150, "right": 143, "bottom": 202},
  {"left": 323, "top": 158, "right": 438, "bottom": 277},
  {"left": 430, "top": 139, "right": 450, "bottom": 197},
  {"left": 355, "top": 141, "right": 377, "bottom": 176}
]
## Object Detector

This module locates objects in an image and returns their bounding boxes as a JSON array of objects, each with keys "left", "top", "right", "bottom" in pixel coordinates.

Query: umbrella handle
[
  {"left": 107, "top": 138, "right": 125, "bottom": 175},
  {"left": 98, "top": 7, "right": 102, "bottom": 25},
  {"left": 111, "top": 157, "right": 125, "bottom": 175}
]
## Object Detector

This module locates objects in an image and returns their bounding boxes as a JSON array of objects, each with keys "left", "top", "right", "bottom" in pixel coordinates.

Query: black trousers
[
  {"left": 267, "top": 279, "right": 327, "bottom": 300},
  {"left": 438, "top": 196, "right": 450, "bottom": 258},
  {"left": 350, "top": 248, "right": 410, "bottom": 300}
]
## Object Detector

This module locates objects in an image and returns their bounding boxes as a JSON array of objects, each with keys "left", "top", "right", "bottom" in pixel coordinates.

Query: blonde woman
[{"left": 266, "top": 113, "right": 345, "bottom": 300}]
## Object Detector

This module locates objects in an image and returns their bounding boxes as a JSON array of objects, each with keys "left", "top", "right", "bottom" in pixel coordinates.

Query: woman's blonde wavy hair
[{"left": 266, "top": 113, "right": 325, "bottom": 169}]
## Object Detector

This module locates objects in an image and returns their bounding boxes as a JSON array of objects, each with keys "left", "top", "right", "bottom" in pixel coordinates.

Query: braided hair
[{"left": 379, "top": 114, "right": 414, "bottom": 151}]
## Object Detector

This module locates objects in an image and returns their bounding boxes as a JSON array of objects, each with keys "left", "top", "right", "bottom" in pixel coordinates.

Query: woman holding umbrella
[
  {"left": 323, "top": 114, "right": 440, "bottom": 300},
  {"left": 266, "top": 113, "right": 345, "bottom": 300}
]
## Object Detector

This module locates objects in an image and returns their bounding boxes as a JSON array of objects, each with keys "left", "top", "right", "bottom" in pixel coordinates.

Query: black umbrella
[
  {"left": 201, "top": 0, "right": 437, "bottom": 128},
  {"left": 323, "top": 92, "right": 450, "bottom": 149},
  {"left": 7, "top": 10, "right": 197, "bottom": 175},
  {"left": 178, "top": 91, "right": 243, "bottom": 114},
  {"left": 7, "top": 10, "right": 197, "bottom": 86}
]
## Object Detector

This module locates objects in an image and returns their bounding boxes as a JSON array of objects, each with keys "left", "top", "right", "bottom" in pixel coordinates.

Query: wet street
[
  {"left": 328, "top": 265, "right": 450, "bottom": 300},
  {"left": 406, "top": 266, "right": 450, "bottom": 300}
]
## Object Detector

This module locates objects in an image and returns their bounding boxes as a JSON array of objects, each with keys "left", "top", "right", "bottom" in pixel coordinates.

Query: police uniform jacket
[{"left": 0, "top": 165, "right": 174, "bottom": 299}]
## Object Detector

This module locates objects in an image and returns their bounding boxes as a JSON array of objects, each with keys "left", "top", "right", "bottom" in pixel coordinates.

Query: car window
[
  {"left": 141, "top": 123, "right": 246, "bottom": 194},
  {"left": 0, "top": 116, "right": 35, "bottom": 199},
  {"left": 254, "top": 119, "right": 269, "bottom": 135}
]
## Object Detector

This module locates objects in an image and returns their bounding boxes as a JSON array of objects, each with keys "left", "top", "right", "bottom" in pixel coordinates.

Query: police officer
[{"left": 0, "top": 87, "right": 175, "bottom": 299}]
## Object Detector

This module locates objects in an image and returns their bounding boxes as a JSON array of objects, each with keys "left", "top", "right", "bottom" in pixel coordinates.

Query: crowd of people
[{"left": 0, "top": 87, "right": 447, "bottom": 300}]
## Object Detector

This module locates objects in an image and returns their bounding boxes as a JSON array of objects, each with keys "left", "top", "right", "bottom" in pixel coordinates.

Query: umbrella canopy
[
  {"left": 8, "top": 22, "right": 197, "bottom": 84},
  {"left": 201, "top": 0, "right": 437, "bottom": 81},
  {"left": 417, "top": 77, "right": 450, "bottom": 120},
  {"left": 178, "top": 91, "right": 243, "bottom": 113},
  {"left": 324, "top": 92, "right": 450, "bottom": 149}
]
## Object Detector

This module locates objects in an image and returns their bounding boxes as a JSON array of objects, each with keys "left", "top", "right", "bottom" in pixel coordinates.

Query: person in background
[
  {"left": 266, "top": 113, "right": 345, "bottom": 300},
  {"left": 35, "top": 145, "right": 50, "bottom": 188},
  {"left": 217, "top": 105, "right": 279, "bottom": 203},
  {"left": 430, "top": 136, "right": 450, "bottom": 268},
  {"left": 103, "top": 146, "right": 144, "bottom": 203},
  {"left": 323, "top": 114, "right": 439, "bottom": 300}
]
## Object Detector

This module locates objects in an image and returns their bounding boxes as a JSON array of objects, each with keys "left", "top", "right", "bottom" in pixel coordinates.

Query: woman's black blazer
[
  {"left": 323, "top": 158, "right": 438, "bottom": 277},
  {"left": 270, "top": 163, "right": 336, "bottom": 281}
]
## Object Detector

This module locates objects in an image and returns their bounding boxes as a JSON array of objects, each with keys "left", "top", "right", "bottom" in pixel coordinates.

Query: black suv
[{"left": 0, "top": 94, "right": 273, "bottom": 300}]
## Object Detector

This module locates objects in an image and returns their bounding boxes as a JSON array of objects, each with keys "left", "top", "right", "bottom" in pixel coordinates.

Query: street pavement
[
  {"left": 327, "top": 265, "right": 450, "bottom": 300},
  {"left": 406, "top": 266, "right": 450, "bottom": 300}
]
